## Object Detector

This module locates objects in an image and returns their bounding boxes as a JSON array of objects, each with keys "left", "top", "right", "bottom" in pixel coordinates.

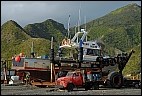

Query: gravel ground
[{"left": 1, "top": 84, "right": 141, "bottom": 95}]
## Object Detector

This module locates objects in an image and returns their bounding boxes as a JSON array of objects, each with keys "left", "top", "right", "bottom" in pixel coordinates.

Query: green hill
[
  {"left": 1, "top": 20, "right": 31, "bottom": 59},
  {"left": 24, "top": 19, "right": 67, "bottom": 44},
  {"left": 1, "top": 20, "right": 61, "bottom": 60},
  {"left": 14, "top": 38, "right": 51, "bottom": 58}
]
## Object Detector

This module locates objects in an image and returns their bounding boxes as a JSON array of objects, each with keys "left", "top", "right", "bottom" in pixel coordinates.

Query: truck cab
[{"left": 56, "top": 71, "right": 84, "bottom": 91}]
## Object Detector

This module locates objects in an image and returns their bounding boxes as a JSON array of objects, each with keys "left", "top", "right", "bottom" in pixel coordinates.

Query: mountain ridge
[{"left": 23, "top": 19, "right": 67, "bottom": 43}]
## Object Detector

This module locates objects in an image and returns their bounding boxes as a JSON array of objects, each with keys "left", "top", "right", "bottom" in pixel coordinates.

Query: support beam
[{"left": 50, "top": 37, "right": 54, "bottom": 83}]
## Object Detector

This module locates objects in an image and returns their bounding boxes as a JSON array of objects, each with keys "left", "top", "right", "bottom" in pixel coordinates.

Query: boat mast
[
  {"left": 84, "top": 16, "right": 87, "bottom": 42},
  {"left": 75, "top": 23, "right": 77, "bottom": 34},
  {"left": 77, "top": 8, "right": 81, "bottom": 44},
  {"left": 78, "top": 9, "right": 81, "bottom": 32},
  {"left": 67, "top": 15, "right": 71, "bottom": 39}
]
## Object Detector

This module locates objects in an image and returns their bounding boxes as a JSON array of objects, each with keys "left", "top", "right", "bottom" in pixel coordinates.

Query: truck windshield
[{"left": 66, "top": 72, "right": 74, "bottom": 76}]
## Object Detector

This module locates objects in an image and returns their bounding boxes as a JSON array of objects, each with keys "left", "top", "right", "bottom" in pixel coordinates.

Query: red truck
[{"left": 56, "top": 70, "right": 99, "bottom": 92}]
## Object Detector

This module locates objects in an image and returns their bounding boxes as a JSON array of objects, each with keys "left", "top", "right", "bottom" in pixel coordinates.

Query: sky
[{"left": 1, "top": 1, "right": 141, "bottom": 29}]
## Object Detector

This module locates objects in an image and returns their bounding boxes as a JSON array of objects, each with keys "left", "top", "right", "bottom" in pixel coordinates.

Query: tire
[
  {"left": 104, "top": 79, "right": 112, "bottom": 88},
  {"left": 134, "top": 83, "right": 139, "bottom": 88},
  {"left": 92, "top": 83, "right": 99, "bottom": 90},
  {"left": 85, "top": 84, "right": 89, "bottom": 91},
  {"left": 59, "top": 88, "right": 65, "bottom": 90},
  {"left": 67, "top": 83, "right": 74, "bottom": 92},
  {"left": 85, "top": 82, "right": 91, "bottom": 90},
  {"left": 107, "top": 71, "right": 123, "bottom": 88},
  {"left": 85, "top": 86, "right": 89, "bottom": 91},
  {"left": 36, "top": 85, "right": 47, "bottom": 88},
  {"left": 30, "top": 80, "right": 34, "bottom": 85}
]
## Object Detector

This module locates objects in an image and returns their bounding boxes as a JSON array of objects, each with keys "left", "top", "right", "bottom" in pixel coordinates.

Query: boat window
[
  {"left": 87, "top": 49, "right": 93, "bottom": 55},
  {"left": 92, "top": 44, "right": 95, "bottom": 45},
  {"left": 86, "top": 49, "right": 101, "bottom": 56}
]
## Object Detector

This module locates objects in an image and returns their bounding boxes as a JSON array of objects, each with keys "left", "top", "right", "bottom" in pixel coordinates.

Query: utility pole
[
  {"left": 30, "top": 41, "right": 35, "bottom": 58},
  {"left": 50, "top": 37, "right": 54, "bottom": 82},
  {"left": 31, "top": 41, "right": 34, "bottom": 53},
  {"left": 3, "top": 61, "right": 7, "bottom": 84}
]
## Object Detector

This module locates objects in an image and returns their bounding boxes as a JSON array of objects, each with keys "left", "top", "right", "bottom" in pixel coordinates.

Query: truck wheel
[
  {"left": 85, "top": 84, "right": 88, "bottom": 90},
  {"left": 67, "top": 83, "right": 74, "bottom": 92},
  {"left": 59, "top": 88, "right": 65, "bottom": 90},
  {"left": 134, "top": 83, "right": 139, "bottom": 88},
  {"left": 85, "top": 86, "right": 89, "bottom": 91},
  {"left": 92, "top": 83, "right": 99, "bottom": 90},
  {"left": 107, "top": 71, "right": 123, "bottom": 88},
  {"left": 85, "top": 83, "right": 91, "bottom": 90},
  {"left": 139, "top": 82, "right": 141, "bottom": 88}
]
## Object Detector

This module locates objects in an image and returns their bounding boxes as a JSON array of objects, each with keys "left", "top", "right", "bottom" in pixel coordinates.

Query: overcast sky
[{"left": 1, "top": 1, "right": 141, "bottom": 29}]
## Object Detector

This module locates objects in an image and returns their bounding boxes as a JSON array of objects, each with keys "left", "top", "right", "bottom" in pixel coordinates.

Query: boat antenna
[
  {"left": 77, "top": 4, "right": 81, "bottom": 43},
  {"left": 75, "top": 22, "right": 77, "bottom": 34},
  {"left": 78, "top": 6, "right": 81, "bottom": 32},
  {"left": 67, "top": 15, "right": 71, "bottom": 39},
  {"left": 84, "top": 16, "right": 87, "bottom": 41},
  {"left": 84, "top": 16, "right": 86, "bottom": 31}
]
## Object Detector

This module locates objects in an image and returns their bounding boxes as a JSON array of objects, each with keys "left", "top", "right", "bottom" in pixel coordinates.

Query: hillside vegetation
[
  {"left": 1, "top": 20, "right": 31, "bottom": 59},
  {"left": 24, "top": 19, "right": 67, "bottom": 44},
  {"left": 84, "top": 3, "right": 141, "bottom": 53}
]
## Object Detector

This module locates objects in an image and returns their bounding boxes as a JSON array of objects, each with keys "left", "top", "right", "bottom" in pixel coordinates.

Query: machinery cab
[{"left": 82, "top": 41, "right": 102, "bottom": 61}]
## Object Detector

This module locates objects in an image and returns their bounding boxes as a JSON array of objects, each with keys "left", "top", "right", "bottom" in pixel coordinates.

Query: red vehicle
[{"left": 56, "top": 70, "right": 99, "bottom": 92}]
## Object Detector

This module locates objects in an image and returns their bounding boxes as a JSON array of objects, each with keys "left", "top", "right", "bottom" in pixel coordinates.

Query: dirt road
[{"left": 1, "top": 84, "right": 141, "bottom": 95}]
